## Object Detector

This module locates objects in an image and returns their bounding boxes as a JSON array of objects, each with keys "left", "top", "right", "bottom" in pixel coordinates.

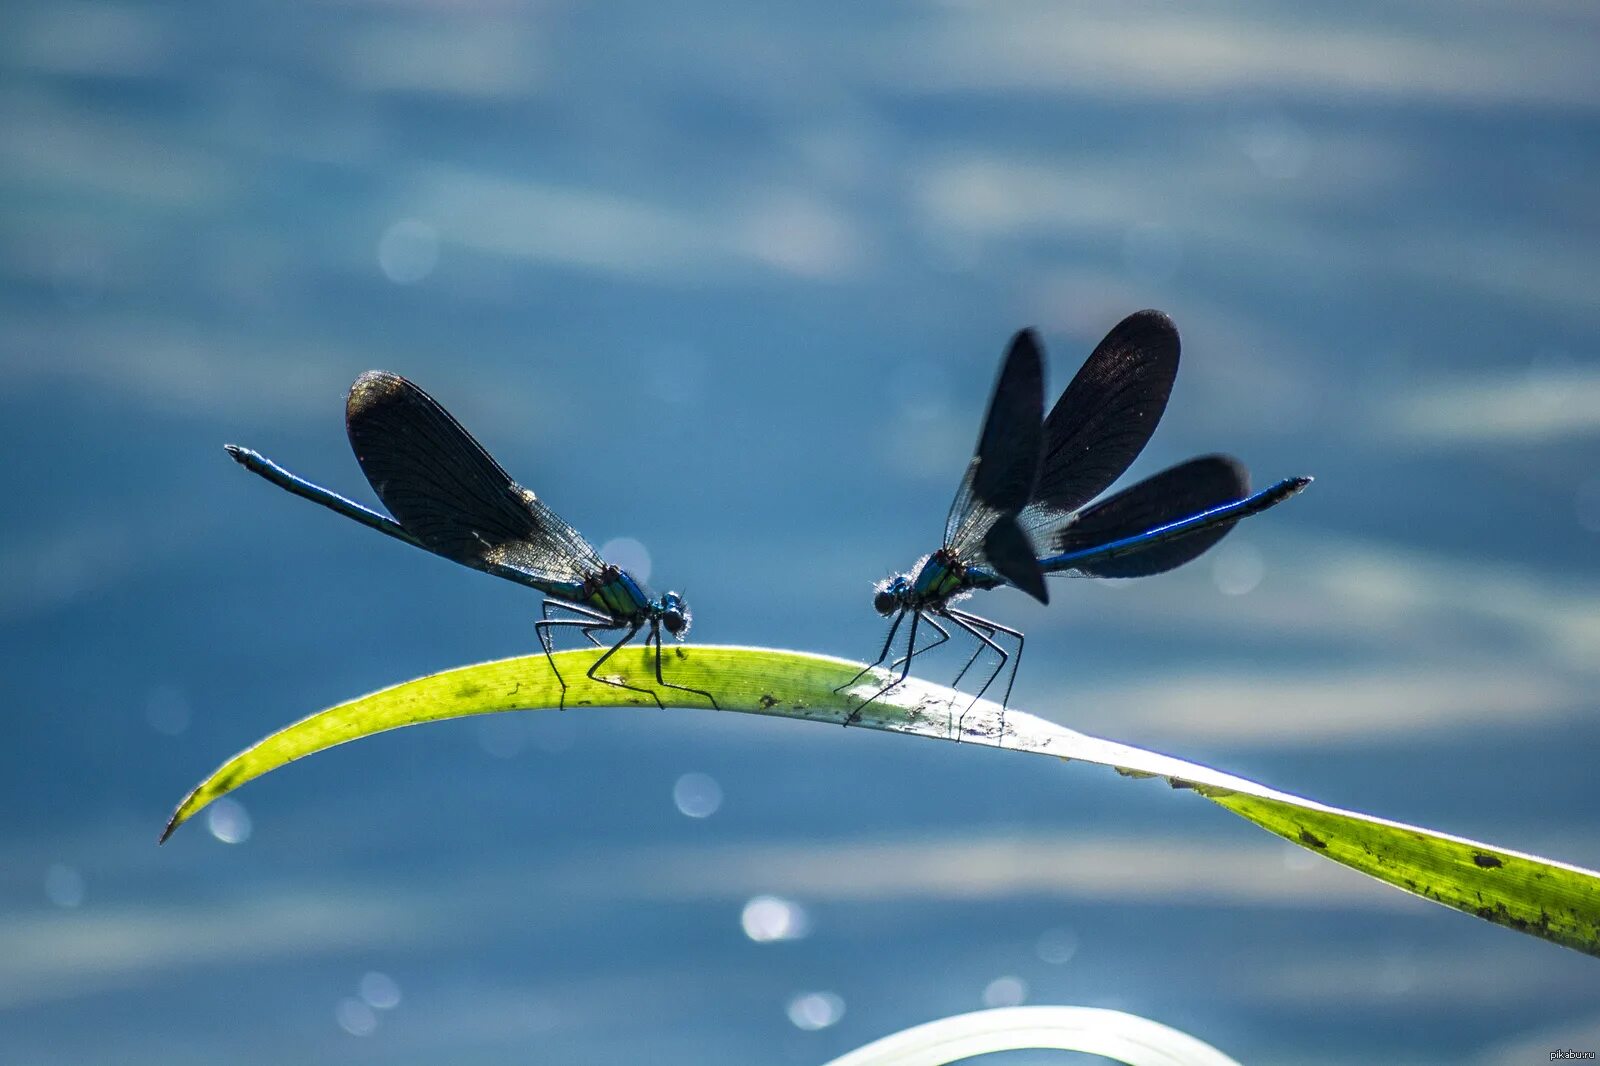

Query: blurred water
[{"left": 2, "top": 1, "right": 1598, "bottom": 1062}]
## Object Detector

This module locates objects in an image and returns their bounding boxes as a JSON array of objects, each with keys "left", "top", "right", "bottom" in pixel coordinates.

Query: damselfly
[
  {"left": 227, "top": 370, "right": 716, "bottom": 710},
  {"left": 844, "top": 311, "right": 1311, "bottom": 726}
]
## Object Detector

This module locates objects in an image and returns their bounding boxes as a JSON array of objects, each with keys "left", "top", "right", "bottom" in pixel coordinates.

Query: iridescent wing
[
  {"left": 345, "top": 371, "right": 607, "bottom": 590},
  {"left": 943, "top": 330, "right": 1047, "bottom": 602},
  {"left": 1028, "top": 310, "right": 1179, "bottom": 521},
  {"left": 1035, "top": 455, "right": 1309, "bottom": 578}
]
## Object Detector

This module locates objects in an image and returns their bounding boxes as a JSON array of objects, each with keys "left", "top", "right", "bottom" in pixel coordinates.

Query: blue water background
[{"left": 2, "top": 2, "right": 1598, "bottom": 1062}]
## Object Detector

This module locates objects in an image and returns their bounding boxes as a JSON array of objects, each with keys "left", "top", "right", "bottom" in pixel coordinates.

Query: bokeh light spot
[
  {"left": 207, "top": 798, "right": 252, "bottom": 844},
  {"left": 336, "top": 997, "right": 378, "bottom": 1036},
  {"left": 1035, "top": 926, "right": 1079, "bottom": 965},
  {"left": 598, "top": 537, "right": 651, "bottom": 584},
  {"left": 359, "top": 971, "right": 402, "bottom": 1010},
  {"left": 377, "top": 218, "right": 438, "bottom": 284},
  {"left": 44, "top": 864, "right": 85, "bottom": 908},
  {"left": 1235, "top": 111, "right": 1309, "bottom": 179},
  {"left": 530, "top": 714, "right": 577, "bottom": 753},
  {"left": 673, "top": 772, "right": 722, "bottom": 818},
  {"left": 983, "top": 975, "right": 1027, "bottom": 1008},
  {"left": 786, "top": 991, "right": 844, "bottom": 1031},
  {"left": 476, "top": 714, "right": 527, "bottom": 759},
  {"left": 1212, "top": 540, "right": 1265, "bottom": 596},
  {"left": 741, "top": 895, "right": 810, "bottom": 943},
  {"left": 144, "top": 685, "right": 191, "bottom": 736}
]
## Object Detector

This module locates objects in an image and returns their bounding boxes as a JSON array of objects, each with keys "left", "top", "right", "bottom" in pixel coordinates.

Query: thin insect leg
[
  {"left": 536, "top": 598, "right": 614, "bottom": 710},
  {"left": 834, "top": 609, "right": 905, "bottom": 694},
  {"left": 534, "top": 617, "right": 622, "bottom": 710},
  {"left": 942, "top": 612, "right": 1006, "bottom": 738},
  {"left": 946, "top": 615, "right": 989, "bottom": 691},
  {"left": 951, "top": 610, "right": 1025, "bottom": 711},
  {"left": 890, "top": 616, "right": 950, "bottom": 670},
  {"left": 586, "top": 623, "right": 663, "bottom": 709},
  {"left": 651, "top": 622, "right": 720, "bottom": 710},
  {"left": 542, "top": 598, "right": 610, "bottom": 648},
  {"left": 947, "top": 608, "right": 1025, "bottom": 736},
  {"left": 846, "top": 610, "right": 923, "bottom": 727},
  {"left": 540, "top": 599, "right": 610, "bottom": 653}
]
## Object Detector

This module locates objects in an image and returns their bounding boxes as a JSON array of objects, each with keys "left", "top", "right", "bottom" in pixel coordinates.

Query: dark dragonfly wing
[
  {"left": 1034, "top": 455, "right": 1246, "bottom": 577},
  {"left": 943, "top": 330, "right": 1047, "bottom": 601},
  {"left": 345, "top": 371, "right": 606, "bottom": 589},
  {"left": 981, "top": 516, "right": 1048, "bottom": 602},
  {"left": 1034, "top": 455, "right": 1310, "bottom": 577},
  {"left": 1032, "top": 310, "right": 1179, "bottom": 517},
  {"left": 943, "top": 331, "right": 1046, "bottom": 550}
]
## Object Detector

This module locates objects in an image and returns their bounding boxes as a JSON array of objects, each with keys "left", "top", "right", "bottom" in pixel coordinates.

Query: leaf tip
[{"left": 159, "top": 794, "right": 199, "bottom": 844}]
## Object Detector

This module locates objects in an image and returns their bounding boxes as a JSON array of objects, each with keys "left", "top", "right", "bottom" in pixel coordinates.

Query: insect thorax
[
  {"left": 585, "top": 565, "right": 651, "bottom": 620},
  {"left": 910, "top": 548, "right": 969, "bottom": 604}
]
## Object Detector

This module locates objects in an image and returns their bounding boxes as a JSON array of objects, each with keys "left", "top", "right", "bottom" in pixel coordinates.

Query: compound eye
[
  {"left": 662, "top": 609, "right": 686, "bottom": 635},
  {"left": 872, "top": 590, "right": 897, "bottom": 615}
]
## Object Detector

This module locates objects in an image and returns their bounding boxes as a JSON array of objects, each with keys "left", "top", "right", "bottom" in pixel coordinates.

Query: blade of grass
[
  {"left": 162, "top": 644, "right": 1600, "bottom": 958},
  {"left": 821, "top": 1005, "right": 1241, "bottom": 1066}
]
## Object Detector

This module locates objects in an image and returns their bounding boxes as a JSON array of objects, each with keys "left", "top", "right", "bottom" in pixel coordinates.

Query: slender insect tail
[{"left": 223, "top": 443, "right": 426, "bottom": 550}]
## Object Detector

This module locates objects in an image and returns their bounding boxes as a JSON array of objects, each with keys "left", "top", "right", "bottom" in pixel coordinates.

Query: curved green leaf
[{"left": 163, "top": 644, "right": 1600, "bottom": 958}]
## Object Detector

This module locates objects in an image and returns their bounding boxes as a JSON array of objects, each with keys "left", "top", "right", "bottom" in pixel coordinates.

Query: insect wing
[
  {"left": 983, "top": 515, "right": 1048, "bottom": 603},
  {"left": 943, "top": 330, "right": 1046, "bottom": 558},
  {"left": 1033, "top": 309, "right": 1179, "bottom": 516},
  {"left": 345, "top": 371, "right": 605, "bottom": 587},
  {"left": 1034, "top": 455, "right": 1277, "bottom": 578}
]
